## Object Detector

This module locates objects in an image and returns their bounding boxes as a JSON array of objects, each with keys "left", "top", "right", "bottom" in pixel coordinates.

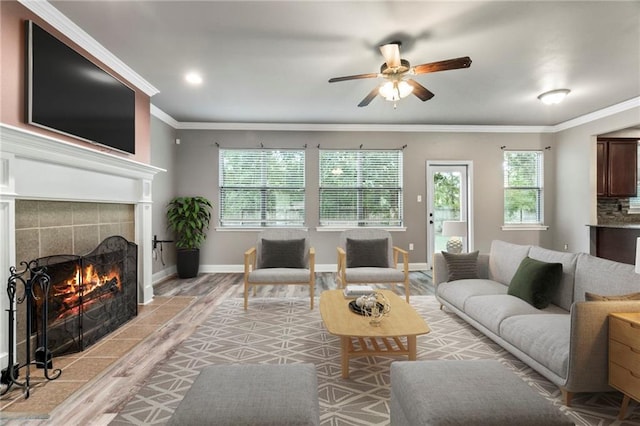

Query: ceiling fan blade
[
  {"left": 379, "top": 43, "right": 401, "bottom": 68},
  {"left": 406, "top": 79, "right": 435, "bottom": 101},
  {"left": 358, "top": 87, "right": 379, "bottom": 107},
  {"left": 413, "top": 56, "right": 472, "bottom": 75},
  {"left": 329, "top": 73, "right": 379, "bottom": 83}
]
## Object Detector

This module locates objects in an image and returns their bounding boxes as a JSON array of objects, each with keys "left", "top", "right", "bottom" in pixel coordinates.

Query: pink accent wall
[{"left": 0, "top": 1, "right": 151, "bottom": 163}]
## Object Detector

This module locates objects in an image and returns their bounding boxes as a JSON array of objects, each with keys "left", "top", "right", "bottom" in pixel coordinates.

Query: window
[
  {"left": 319, "top": 150, "right": 403, "bottom": 227},
  {"left": 503, "top": 150, "right": 544, "bottom": 225},
  {"left": 219, "top": 149, "right": 305, "bottom": 227}
]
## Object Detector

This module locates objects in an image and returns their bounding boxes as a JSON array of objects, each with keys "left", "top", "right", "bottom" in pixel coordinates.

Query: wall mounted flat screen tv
[{"left": 26, "top": 20, "right": 136, "bottom": 155}]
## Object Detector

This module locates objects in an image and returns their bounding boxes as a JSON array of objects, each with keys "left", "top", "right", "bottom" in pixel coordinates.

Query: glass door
[{"left": 426, "top": 162, "right": 473, "bottom": 268}]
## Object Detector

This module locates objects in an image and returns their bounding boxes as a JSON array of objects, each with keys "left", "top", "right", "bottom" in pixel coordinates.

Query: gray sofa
[{"left": 433, "top": 240, "right": 640, "bottom": 405}]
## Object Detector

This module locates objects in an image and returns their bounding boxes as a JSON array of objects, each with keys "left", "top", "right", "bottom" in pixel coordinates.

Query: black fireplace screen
[{"left": 33, "top": 236, "right": 137, "bottom": 356}]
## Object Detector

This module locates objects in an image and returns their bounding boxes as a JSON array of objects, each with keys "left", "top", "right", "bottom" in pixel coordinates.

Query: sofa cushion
[
  {"left": 463, "top": 295, "right": 546, "bottom": 335},
  {"left": 575, "top": 253, "right": 640, "bottom": 302},
  {"left": 346, "top": 238, "right": 389, "bottom": 268},
  {"left": 344, "top": 267, "right": 405, "bottom": 283},
  {"left": 441, "top": 250, "right": 479, "bottom": 281},
  {"left": 488, "top": 240, "right": 531, "bottom": 285},
  {"left": 528, "top": 247, "right": 577, "bottom": 311},
  {"left": 259, "top": 238, "right": 306, "bottom": 269},
  {"left": 508, "top": 257, "right": 563, "bottom": 309},
  {"left": 500, "top": 314, "right": 571, "bottom": 379},
  {"left": 248, "top": 268, "right": 311, "bottom": 283},
  {"left": 436, "top": 279, "right": 507, "bottom": 311}
]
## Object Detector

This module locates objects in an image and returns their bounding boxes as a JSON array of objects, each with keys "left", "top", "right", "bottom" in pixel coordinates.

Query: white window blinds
[
  {"left": 503, "top": 150, "right": 543, "bottom": 225},
  {"left": 219, "top": 149, "right": 305, "bottom": 227},
  {"left": 319, "top": 150, "right": 403, "bottom": 227}
]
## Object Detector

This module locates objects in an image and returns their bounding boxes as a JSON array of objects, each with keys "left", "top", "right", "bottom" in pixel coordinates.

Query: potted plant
[{"left": 166, "top": 196, "right": 213, "bottom": 278}]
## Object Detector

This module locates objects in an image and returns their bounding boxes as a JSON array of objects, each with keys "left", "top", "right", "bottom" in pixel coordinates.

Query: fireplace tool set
[{"left": 1, "top": 261, "right": 61, "bottom": 398}]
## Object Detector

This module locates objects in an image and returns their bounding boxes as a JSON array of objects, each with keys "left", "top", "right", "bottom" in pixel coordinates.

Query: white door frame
[{"left": 426, "top": 161, "right": 474, "bottom": 269}]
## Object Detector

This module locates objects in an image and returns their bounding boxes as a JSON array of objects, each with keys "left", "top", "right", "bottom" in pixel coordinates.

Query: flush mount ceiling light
[
  {"left": 185, "top": 72, "right": 203, "bottom": 85},
  {"left": 538, "top": 89, "right": 570, "bottom": 105}
]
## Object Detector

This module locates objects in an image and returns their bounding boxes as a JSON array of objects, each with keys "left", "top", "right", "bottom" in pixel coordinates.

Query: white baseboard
[
  {"left": 198, "top": 263, "right": 430, "bottom": 273},
  {"left": 152, "top": 266, "right": 177, "bottom": 285}
]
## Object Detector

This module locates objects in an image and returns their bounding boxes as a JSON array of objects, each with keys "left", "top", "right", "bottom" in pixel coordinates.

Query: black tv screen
[{"left": 26, "top": 20, "right": 136, "bottom": 155}]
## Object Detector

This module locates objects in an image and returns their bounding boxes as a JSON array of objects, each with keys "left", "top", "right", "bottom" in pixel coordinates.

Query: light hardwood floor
[{"left": 3, "top": 271, "right": 432, "bottom": 425}]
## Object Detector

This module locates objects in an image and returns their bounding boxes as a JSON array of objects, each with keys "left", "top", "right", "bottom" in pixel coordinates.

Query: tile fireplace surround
[{"left": 0, "top": 123, "right": 164, "bottom": 368}]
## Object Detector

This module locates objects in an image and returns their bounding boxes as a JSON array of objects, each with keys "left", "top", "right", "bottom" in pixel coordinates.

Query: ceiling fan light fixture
[
  {"left": 379, "top": 80, "right": 413, "bottom": 101},
  {"left": 538, "top": 89, "right": 570, "bottom": 105}
]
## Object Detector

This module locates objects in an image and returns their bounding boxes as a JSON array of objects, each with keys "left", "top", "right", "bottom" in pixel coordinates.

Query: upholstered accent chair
[
  {"left": 337, "top": 229, "right": 410, "bottom": 302},
  {"left": 244, "top": 229, "right": 315, "bottom": 310}
]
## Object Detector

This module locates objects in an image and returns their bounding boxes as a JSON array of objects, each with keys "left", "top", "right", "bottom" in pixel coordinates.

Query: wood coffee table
[{"left": 319, "top": 289, "right": 430, "bottom": 378}]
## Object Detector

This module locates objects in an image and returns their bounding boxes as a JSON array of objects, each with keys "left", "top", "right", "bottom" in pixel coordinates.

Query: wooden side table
[{"left": 609, "top": 312, "right": 640, "bottom": 420}]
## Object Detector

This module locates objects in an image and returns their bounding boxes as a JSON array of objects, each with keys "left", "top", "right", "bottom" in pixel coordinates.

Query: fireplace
[
  {"left": 33, "top": 236, "right": 137, "bottom": 356},
  {"left": 1, "top": 124, "right": 162, "bottom": 372}
]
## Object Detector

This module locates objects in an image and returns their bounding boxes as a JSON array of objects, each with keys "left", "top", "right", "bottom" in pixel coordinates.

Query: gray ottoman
[
  {"left": 168, "top": 363, "right": 320, "bottom": 426},
  {"left": 390, "top": 360, "right": 574, "bottom": 426}
]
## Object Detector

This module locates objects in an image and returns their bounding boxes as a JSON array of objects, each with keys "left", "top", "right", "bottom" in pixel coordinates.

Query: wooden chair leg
[
  {"left": 244, "top": 282, "right": 249, "bottom": 310},
  {"left": 618, "top": 395, "right": 631, "bottom": 420}
]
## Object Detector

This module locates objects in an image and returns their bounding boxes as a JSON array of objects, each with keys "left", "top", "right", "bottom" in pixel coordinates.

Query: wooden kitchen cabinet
[{"left": 597, "top": 138, "right": 638, "bottom": 197}]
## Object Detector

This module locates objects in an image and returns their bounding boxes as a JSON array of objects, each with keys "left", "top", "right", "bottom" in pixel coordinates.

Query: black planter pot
[{"left": 176, "top": 248, "right": 200, "bottom": 278}]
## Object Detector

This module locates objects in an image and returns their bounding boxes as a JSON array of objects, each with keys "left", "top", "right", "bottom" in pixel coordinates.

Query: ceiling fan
[{"left": 328, "top": 42, "right": 472, "bottom": 107}]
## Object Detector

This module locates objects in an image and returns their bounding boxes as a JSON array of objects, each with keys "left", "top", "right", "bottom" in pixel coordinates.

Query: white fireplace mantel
[{"left": 0, "top": 123, "right": 165, "bottom": 367}]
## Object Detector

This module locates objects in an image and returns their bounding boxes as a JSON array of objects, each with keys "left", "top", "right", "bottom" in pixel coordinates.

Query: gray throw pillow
[
  {"left": 508, "top": 256, "right": 562, "bottom": 309},
  {"left": 346, "top": 238, "right": 389, "bottom": 268},
  {"left": 441, "top": 251, "right": 479, "bottom": 281},
  {"left": 259, "top": 238, "right": 306, "bottom": 269}
]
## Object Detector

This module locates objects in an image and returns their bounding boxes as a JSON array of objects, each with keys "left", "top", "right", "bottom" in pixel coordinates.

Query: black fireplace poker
[{"left": 0, "top": 261, "right": 61, "bottom": 399}]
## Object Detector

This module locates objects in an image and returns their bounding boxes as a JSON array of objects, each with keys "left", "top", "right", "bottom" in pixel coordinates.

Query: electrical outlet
[
  {"left": 417, "top": 195, "right": 422, "bottom": 203},
  {"left": 563, "top": 244, "right": 568, "bottom": 251},
  {"left": 409, "top": 243, "right": 414, "bottom": 251}
]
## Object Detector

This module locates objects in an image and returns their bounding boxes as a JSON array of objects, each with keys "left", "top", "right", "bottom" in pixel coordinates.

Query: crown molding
[
  {"left": 151, "top": 97, "right": 640, "bottom": 133},
  {"left": 150, "top": 105, "right": 179, "bottom": 129},
  {"left": 19, "top": 0, "right": 159, "bottom": 97},
  {"left": 553, "top": 96, "right": 640, "bottom": 132},
  {"left": 174, "top": 121, "right": 553, "bottom": 133}
]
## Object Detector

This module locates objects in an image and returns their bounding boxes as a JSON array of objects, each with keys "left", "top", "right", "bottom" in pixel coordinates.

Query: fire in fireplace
[{"left": 33, "top": 236, "right": 137, "bottom": 356}]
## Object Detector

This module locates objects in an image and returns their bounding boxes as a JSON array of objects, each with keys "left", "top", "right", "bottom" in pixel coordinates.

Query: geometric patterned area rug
[{"left": 110, "top": 296, "right": 640, "bottom": 426}]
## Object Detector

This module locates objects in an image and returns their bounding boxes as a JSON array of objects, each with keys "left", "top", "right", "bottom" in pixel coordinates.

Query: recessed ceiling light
[
  {"left": 538, "top": 89, "right": 570, "bottom": 105},
  {"left": 185, "top": 72, "right": 203, "bottom": 85}
]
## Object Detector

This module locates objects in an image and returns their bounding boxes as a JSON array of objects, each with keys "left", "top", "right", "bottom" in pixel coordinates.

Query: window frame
[
  {"left": 502, "top": 149, "right": 548, "bottom": 230},
  {"left": 218, "top": 148, "right": 306, "bottom": 228},
  {"left": 318, "top": 149, "right": 404, "bottom": 228}
]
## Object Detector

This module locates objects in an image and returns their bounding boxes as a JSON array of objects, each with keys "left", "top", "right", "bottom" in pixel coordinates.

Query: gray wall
[
  {"left": 553, "top": 107, "right": 640, "bottom": 254},
  {"left": 172, "top": 129, "right": 554, "bottom": 268},
  {"left": 150, "top": 116, "right": 178, "bottom": 275}
]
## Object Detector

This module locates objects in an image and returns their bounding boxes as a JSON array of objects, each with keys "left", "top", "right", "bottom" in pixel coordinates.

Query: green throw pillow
[
  {"left": 441, "top": 251, "right": 479, "bottom": 281},
  {"left": 508, "top": 257, "right": 563, "bottom": 309}
]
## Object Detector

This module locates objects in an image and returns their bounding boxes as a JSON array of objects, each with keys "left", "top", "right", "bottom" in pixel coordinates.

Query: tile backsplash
[{"left": 597, "top": 197, "right": 640, "bottom": 224}]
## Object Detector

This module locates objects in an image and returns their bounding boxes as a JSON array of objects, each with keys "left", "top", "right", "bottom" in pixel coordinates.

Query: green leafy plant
[{"left": 167, "top": 196, "right": 213, "bottom": 249}]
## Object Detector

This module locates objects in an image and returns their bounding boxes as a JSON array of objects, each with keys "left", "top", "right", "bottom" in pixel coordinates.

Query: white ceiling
[{"left": 50, "top": 0, "right": 640, "bottom": 127}]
